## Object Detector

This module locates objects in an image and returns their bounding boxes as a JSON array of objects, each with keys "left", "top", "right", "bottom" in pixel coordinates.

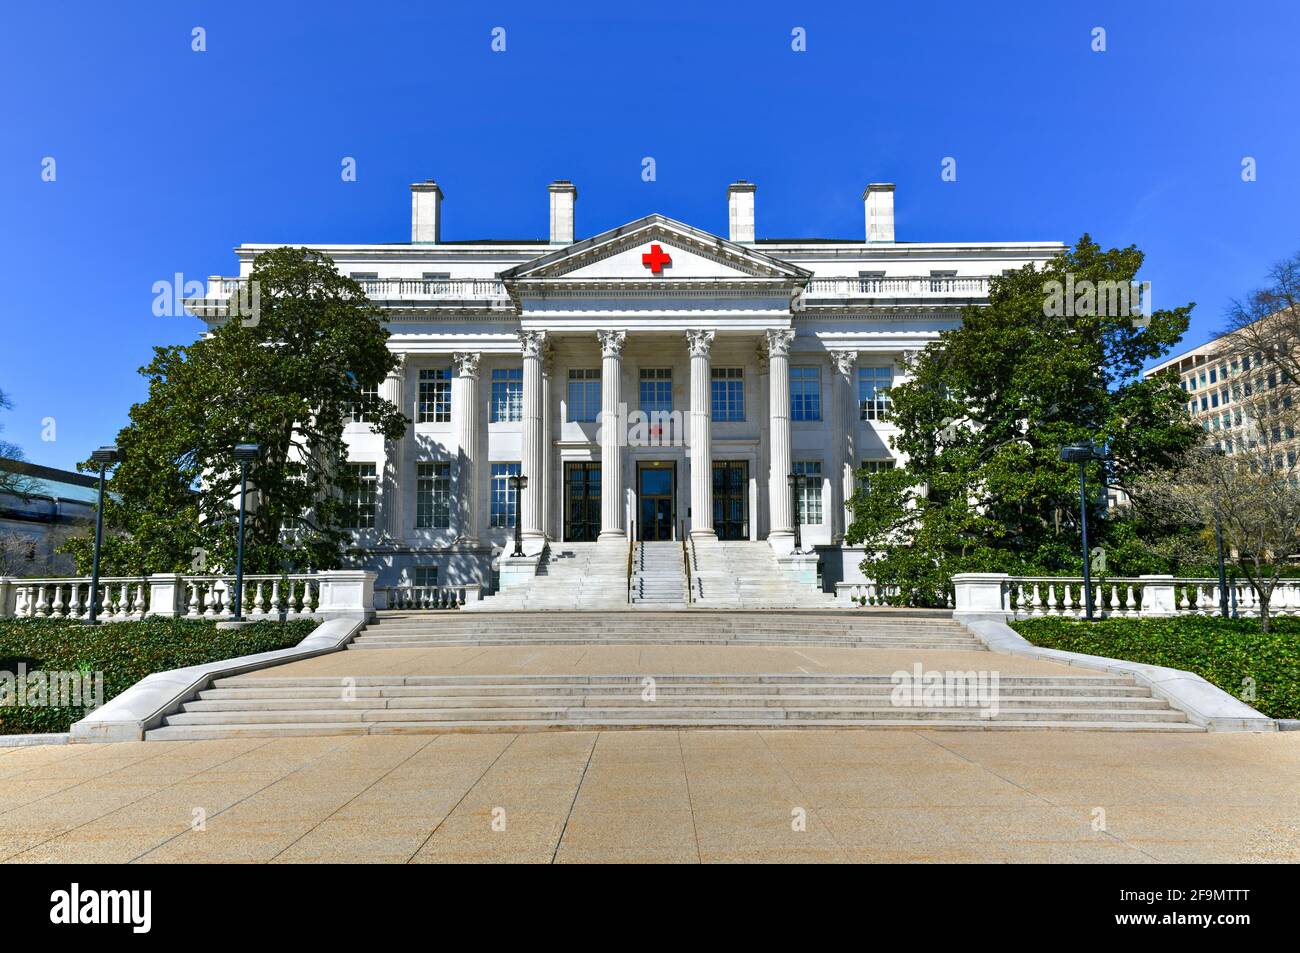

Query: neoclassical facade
[{"left": 193, "top": 179, "right": 1063, "bottom": 592}]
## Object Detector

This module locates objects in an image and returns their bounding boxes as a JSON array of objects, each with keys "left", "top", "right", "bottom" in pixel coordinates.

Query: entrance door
[
  {"left": 712, "top": 461, "right": 749, "bottom": 540},
  {"left": 564, "top": 462, "right": 601, "bottom": 541},
  {"left": 637, "top": 463, "right": 675, "bottom": 541}
]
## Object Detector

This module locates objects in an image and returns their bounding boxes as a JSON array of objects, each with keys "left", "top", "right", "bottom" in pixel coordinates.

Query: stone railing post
[
  {"left": 951, "top": 572, "right": 1010, "bottom": 619},
  {"left": 315, "top": 570, "right": 377, "bottom": 619},
  {"left": 463, "top": 583, "right": 483, "bottom": 603},
  {"left": 1138, "top": 575, "right": 1177, "bottom": 617},
  {"left": 0, "top": 577, "right": 15, "bottom": 618},
  {"left": 146, "top": 573, "right": 186, "bottom": 618}
]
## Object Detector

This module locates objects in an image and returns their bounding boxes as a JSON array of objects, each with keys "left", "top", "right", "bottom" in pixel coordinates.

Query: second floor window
[
  {"left": 415, "top": 462, "right": 451, "bottom": 528},
  {"left": 567, "top": 368, "right": 601, "bottom": 422},
  {"left": 711, "top": 367, "right": 744, "bottom": 421},
  {"left": 790, "top": 366, "right": 821, "bottom": 421},
  {"left": 859, "top": 366, "right": 893, "bottom": 420},
  {"left": 639, "top": 368, "right": 673, "bottom": 415},
  {"left": 859, "top": 458, "right": 895, "bottom": 495},
  {"left": 418, "top": 368, "right": 452, "bottom": 423},
  {"left": 491, "top": 368, "right": 523, "bottom": 422},
  {"left": 350, "top": 384, "right": 379, "bottom": 423}
]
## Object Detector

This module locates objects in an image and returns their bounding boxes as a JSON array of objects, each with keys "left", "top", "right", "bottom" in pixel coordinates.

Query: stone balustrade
[
  {"left": 834, "top": 581, "right": 953, "bottom": 608},
  {"left": 951, "top": 573, "right": 1300, "bottom": 620},
  {"left": 0, "top": 570, "right": 375, "bottom": 621},
  {"left": 375, "top": 584, "right": 483, "bottom": 610},
  {"left": 800, "top": 274, "right": 992, "bottom": 304}
]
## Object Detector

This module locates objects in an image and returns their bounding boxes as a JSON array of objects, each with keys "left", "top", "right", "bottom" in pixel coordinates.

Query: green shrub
[
  {"left": 1011, "top": 616, "right": 1300, "bottom": 720},
  {"left": 0, "top": 617, "right": 317, "bottom": 734}
]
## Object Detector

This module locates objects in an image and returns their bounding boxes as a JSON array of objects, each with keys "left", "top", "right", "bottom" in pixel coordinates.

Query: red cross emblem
[{"left": 641, "top": 244, "right": 672, "bottom": 274}]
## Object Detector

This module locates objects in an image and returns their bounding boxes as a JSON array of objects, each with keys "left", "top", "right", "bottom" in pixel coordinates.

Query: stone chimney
[
  {"left": 863, "top": 183, "right": 895, "bottom": 242},
  {"left": 410, "top": 180, "right": 443, "bottom": 243},
  {"left": 728, "top": 181, "right": 756, "bottom": 243},
  {"left": 548, "top": 180, "right": 577, "bottom": 244}
]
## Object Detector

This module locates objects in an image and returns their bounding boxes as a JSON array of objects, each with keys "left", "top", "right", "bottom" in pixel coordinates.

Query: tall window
[
  {"left": 859, "top": 366, "right": 893, "bottom": 421},
  {"left": 343, "top": 463, "right": 377, "bottom": 529},
  {"left": 416, "top": 462, "right": 451, "bottom": 528},
  {"left": 711, "top": 367, "right": 745, "bottom": 421},
  {"left": 491, "top": 368, "right": 523, "bottom": 422},
  {"left": 859, "top": 458, "right": 895, "bottom": 495},
  {"left": 790, "top": 366, "right": 822, "bottom": 421},
  {"left": 567, "top": 368, "right": 601, "bottom": 422},
  {"left": 413, "top": 566, "right": 439, "bottom": 588},
  {"left": 794, "top": 460, "right": 822, "bottom": 524},
  {"left": 491, "top": 462, "right": 521, "bottom": 527},
  {"left": 418, "top": 368, "right": 452, "bottom": 423},
  {"left": 639, "top": 368, "right": 673, "bottom": 415},
  {"left": 349, "top": 384, "right": 379, "bottom": 423}
]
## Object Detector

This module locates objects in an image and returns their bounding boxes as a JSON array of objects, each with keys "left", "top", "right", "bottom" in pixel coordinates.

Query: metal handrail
[
  {"left": 680, "top": 520, "right": 693, "bottom": 605},
  {"left": 627, "top": 521, "right": 636, "bottom": 604}
]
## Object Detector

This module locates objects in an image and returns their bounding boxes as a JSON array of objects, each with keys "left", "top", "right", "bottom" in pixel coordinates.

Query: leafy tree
[
  {"left": 1137, "top": 443, "right": 1300, "bottom": 632},
  {"left": 0, "top": 388, "right": 37, "bottom": 497},
  {"left": 845, "top": 235, "right": 1201, "bottom": 604},
  {"left": 61, "top": 248, "right": 406, "bottom": 576}
]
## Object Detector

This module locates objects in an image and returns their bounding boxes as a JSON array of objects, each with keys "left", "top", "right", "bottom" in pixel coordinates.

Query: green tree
[
  {"left": 845, "top": 235, "right": 1201, "bottom": 604},
  {"left": 62, "top": 248, "right": 406, "bottom": 576}
]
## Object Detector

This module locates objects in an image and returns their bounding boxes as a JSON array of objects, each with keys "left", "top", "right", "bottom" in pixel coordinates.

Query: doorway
[
  {"left": 712, "top": 460, "right": 749, "bottom": 540},
  {"left": 637, "top": 462, "right": 676, "bottom": 541}
]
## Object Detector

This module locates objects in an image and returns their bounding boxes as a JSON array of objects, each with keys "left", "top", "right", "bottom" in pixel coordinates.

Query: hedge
[
  {"left": 0, "top": 617, "right": 318, "bottom": 734},
  {"left": 1010, "top": 616, "right": 1300, "bottom": 720}
]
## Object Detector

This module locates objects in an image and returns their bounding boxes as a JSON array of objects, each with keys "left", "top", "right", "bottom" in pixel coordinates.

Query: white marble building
[{"left": 194, "top": 179, "right": 1062, "bottom": 599}]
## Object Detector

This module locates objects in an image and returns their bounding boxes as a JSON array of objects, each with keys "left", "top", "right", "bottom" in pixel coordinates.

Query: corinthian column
[
  {"left": 597, "top": 329, "right": 626, "bottom": 539},
  {"left": 686, "top": 329, "right": 716, "bottom": 539},
  {"left": 452, "top": 351, "right": 481, "bottom": 546},
  {"left": 541, "top": 339, "right": 555, "bottom": 540},
  {"left": 766, "top": 329, "right": 796, "bottom": 552},
  {"left": 519, "top": 329, "right": 546, "bottom": 554},
  {"left": 829, "top": 349, "right": 857, "bottom": 543},
  {"left": 381, "top": 353, "right": 407, "bottom": 540}
]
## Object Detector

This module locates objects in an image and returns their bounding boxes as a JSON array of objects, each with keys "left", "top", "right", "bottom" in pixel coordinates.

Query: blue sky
[{"left": 2, "top": 0, "right": 1297, "bottom": 470}]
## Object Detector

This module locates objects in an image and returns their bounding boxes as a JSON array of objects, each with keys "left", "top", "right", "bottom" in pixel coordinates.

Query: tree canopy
[
  {"left": 62, "top": 247, "right": 406, "bottom": 576},
  {"left": 845, "top": 235, "right": 1202, "bottom": 603}
]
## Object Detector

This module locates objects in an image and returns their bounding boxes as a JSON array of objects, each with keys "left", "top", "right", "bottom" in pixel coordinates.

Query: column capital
[
  {"left": 541, "top": 338, "right": 555, "bottom": 375},
  {"left": 596, "top": 329, "right": 626, "bottom": 358},
  {"left": 765, "top": 328, "right": 795, "bottom": 358},
  {"left": 452, "top": 351, "right": 481, "bottom": 378},
  {"left": 385, "top": 352, "right": 408, "bottom": 380},
  {"left": 829, "top": 349, "right": 858, "bottom": 375},
  {"left": 900, "top": 348, "right": 922, "bottom": 367},
  {"left": 685, "top": 329, "right": 715, "bottom": 358},
  {"left": 517, "top": 329, "right": 548, "bottom": 358}
]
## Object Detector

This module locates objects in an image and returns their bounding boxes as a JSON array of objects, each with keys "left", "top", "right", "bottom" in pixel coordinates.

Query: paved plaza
[{"left": 1, "top": 728, "right": 1297, "bottom": 863}]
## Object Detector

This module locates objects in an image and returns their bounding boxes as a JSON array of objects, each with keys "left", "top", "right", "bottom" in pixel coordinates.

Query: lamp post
[
  {"left": 86, "top": 445, "right": 121, "bottom": 625},
  {"left": 231, "top": 443, "right": 260, "bottom": 621},
  {"left": 508, "top": 473, "right": 528, "bottom": 558},
  {"left": 1059, "top": 441, "right": 1106, "bottom": 621},
  {"left": 787, "top": 471, "right": 807, "bottom": 553}
]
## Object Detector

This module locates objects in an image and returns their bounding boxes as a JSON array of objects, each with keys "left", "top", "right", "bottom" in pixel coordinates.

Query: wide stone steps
[{"left": 143, "top": 672, "right": 1201, "bottom": 738}]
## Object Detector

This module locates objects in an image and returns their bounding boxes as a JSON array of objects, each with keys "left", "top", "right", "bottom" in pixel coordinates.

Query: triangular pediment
[{"left": 498, "top": 214, "right": 810, "bottom": 284}]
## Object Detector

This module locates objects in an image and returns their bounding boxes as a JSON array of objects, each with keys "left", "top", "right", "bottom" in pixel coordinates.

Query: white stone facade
[{"left": 193, "top": 179, "right": 1063, "bottom": 592}]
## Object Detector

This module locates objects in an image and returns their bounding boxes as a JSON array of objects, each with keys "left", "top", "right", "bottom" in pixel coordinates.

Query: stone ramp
[{"left": 145, "top": 672, "right": 1199, "bottom": 738}]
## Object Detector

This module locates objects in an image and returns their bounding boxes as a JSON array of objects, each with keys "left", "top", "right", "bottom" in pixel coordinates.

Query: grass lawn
[
  {"left": 0, "top": 617, "right": 319, "bottom": 735},
  {"left": 1011, "top": 616, "right": 1300, "bottom": 720}
]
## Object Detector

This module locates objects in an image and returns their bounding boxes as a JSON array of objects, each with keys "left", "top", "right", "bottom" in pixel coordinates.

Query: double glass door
[{"left": 637, "top": 464, "right": 675, "bottom": 541}]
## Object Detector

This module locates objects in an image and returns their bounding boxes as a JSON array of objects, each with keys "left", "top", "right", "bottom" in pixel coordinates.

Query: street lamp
[
  {"left": 508, "top": 473, "right": 528, "bottom": 558},
  {"left": 1059, "top": 441, "right": 1106, "bottom": 621},
  {"left": 86, "top": 445, "right": 121, "bottom": 625},
  {"left": 787, "top": 471, "right": 807, "bottom": 553},
  {"left": 231, "top": 443, "right": 260, "bottom": 621}
]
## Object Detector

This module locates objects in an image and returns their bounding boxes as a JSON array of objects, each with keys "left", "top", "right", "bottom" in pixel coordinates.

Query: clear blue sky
[{"left": 2, "top": 0, "right": 1297, "bottom": 470}]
